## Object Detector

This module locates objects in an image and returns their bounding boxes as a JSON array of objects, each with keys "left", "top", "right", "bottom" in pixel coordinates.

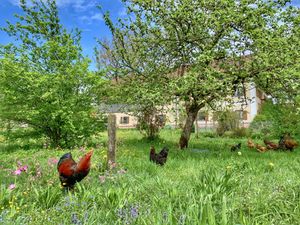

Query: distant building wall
[{"left": 107, "top": 84, "right": 267, "bottom": 129}]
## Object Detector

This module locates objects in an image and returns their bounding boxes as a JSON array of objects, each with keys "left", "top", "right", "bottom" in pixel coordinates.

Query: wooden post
[{"left": 107, "top": 114, "right": 116, "bottom": 168}]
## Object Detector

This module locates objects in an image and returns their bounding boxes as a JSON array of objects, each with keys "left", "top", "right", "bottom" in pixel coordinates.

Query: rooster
[
  {"left": 150, "top": 146, "right": 169, "bottom": 166},
  {"left": 57, "top": 150, "right": 93, "bottom": 189},
  {"left": 247, "top": 139, "right": 255, "bottom": 149},
  {"left": 264, "top": 139, "right": 279, "bottom": 150},
  {"left": 255, "top": 144, "right": 267, "bottom": 153},
  {"left": 231, "top": 143, "right": 241, "bottom": 152}
]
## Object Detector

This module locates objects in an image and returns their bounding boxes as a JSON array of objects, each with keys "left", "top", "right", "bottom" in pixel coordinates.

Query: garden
[{"left": 0, "top": 0, "right": 300, "bottom": 224}]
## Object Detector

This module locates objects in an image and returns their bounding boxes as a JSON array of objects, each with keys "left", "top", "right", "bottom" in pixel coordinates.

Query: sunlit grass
[{"left": 0, "top": 129, "right": 300, "bottom": 224}]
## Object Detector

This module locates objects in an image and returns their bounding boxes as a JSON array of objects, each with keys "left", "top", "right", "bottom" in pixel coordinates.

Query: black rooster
[
  {"left": 150, "top": 146, "right": 169, "bottom": 166},
  {"left": 231, "top": 143, "right": 241, "bottom": 152}
]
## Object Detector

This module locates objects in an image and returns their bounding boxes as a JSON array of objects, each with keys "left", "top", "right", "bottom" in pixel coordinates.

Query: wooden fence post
[{"left": 107, "top": 114, "right": 116, "bottom": 168}]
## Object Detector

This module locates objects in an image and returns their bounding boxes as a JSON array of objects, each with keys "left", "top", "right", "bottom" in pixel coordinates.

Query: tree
[
  {"left": 100, "top": 0, "right": 300, "bottom": 148},
  {"left": 0, "top": 0, "right": 106, "bottom": 148},
  {"left": 97, "top": 18, "right": 173, "bottom": 139}
]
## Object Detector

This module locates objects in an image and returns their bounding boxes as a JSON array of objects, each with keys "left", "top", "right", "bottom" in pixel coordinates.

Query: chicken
[
  {"left": 283, "top": 134, "right": 298, "bottom": 151},
  {"left": 231, "top": 143, "right": 241, "bottom": 152},
  {"left": 278, "top": 135, "right": 286, "bottom": 150},
  {"left": 57, "top": 150, "right": 93, "bottom": 189},
  {"left": 263, "top": 139, "right": 279, "bottom": 150},
  {"left": 255, "top": 144, "right": 268, "bottom": 153},
  {"left": 247, "top": 139, "right": 255, "bottom": 149},
  {"left": 149, "top": 146, "right": 169, "bottom": 166}
]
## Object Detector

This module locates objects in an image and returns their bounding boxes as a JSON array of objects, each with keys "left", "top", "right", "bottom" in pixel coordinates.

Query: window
[
  {"left": 155, "top": 114, "right": 166, "bottom": 126},
  {"left": 198, "top": 112, "right": 207, "bottom": 121},
  {"left": 120, "top": 116, "right": 129, "bottom": 124}
]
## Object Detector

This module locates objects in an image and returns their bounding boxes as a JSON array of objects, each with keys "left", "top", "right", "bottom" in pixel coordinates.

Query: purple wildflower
[
  {"left": 117, "top": 208, "right": 125, "bottom": 220},
  {"left": 20, "top": 165, "right": 28, "bottom": 172},
  {"left": 71, "top": 213, "right": 82, "bottom": 225},
  {"left": 48, "top": 158, "right": 58, "bottom": 166},
  {"left": 13, "top": 169, "right": 22, "bottom": 175},
  {"left": 8, "top": 184, "right": 16, "bottom": 190},
  {"left": 130, "top": 205, "right": 139, "bottom": 219}
]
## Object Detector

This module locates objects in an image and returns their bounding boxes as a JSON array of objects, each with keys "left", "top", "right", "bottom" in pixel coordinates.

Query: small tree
[
  {"left": 0, "top": 0, "right": 106, "bottom": 148},
  {"left": 97, "top": 30, "right": 172, "bottom": 139}
]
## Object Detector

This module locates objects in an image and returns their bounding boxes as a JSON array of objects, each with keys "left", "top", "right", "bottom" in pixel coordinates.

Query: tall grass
[{"left": 0, "top": 129, "right": 299, "bottom": 224}]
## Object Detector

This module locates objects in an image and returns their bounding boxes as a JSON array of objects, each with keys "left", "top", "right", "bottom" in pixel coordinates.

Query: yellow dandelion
[
  {"left": 269, "top": 162, "right": 274, "bottom": 167},
  {"left": 237, "top": 151, "right": 242, "bottom": 156}
]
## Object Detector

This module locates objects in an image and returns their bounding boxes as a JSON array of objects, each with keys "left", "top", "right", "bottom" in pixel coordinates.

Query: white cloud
[
  {"left": 90, "top": 13, "right": 103, "bottom": 21},
  {"left": 79, "top": 13, "right": 103, "bottom": 24}
]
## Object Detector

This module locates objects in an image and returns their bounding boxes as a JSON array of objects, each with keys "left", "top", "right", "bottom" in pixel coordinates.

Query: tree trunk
[
  {"left": 195, "top": 118, "right": 199, "bottom": 139},
  {"left": 179, "top": 103, "right": 202, "bottom": 149}
]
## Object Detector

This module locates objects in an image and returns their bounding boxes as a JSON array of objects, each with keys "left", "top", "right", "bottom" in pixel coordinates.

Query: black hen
[
  {"left": 149, "top": 146, "right": 169, "bottom": 166},
  {"left": 231, "top": 143, "right": 241, "bottom": 152}
]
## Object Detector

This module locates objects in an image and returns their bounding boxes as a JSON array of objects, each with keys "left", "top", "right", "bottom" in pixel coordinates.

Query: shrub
[
  {"left": 232, "top": 127, "right": 249, "bottom": 138},
  {"left": 136, "top": 107, "right": 166, "bottom": 140},
  {"left": 214, "top": 110, "right": 241, "bottom": 136},
  {"left": 250, "top": 100, "right": 300, "bottom": 138}
]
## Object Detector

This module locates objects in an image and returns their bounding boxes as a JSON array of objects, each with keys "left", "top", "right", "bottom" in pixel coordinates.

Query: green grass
[{"left": 0, "top": 129, "right": 300, "bottom": 224}]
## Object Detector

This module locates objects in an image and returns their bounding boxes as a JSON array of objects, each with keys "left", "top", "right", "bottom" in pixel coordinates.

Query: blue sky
[
  {"left": 0, "top": 0, "right": 126, "bottom": 70},
  {"left": 0, "top": 0, "right": 300, "bottom": 70}
]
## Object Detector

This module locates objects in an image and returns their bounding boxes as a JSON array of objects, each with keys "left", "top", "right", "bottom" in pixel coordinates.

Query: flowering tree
[{"left": 99, "top": 0, "right": 300, "bottom": 148}]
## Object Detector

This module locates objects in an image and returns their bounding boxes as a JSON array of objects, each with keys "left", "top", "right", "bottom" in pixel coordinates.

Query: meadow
[{"left": 1, "top": 129, "right": 300, "bottom": 225}]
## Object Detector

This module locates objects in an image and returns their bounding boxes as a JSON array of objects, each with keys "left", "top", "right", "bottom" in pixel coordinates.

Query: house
[{"left": 104, "top": 83, "right": 267, "bottom": 129}]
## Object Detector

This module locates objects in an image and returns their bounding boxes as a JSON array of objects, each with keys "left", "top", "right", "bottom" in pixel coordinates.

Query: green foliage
[
  {"left": 0, "top": 0, "right": 106, "bottom": 148},
  {"left": 250, "top": 100, "right": 300, "bottom": 138}
]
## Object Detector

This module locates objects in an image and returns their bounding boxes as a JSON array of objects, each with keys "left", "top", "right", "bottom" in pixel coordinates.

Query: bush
[
  {"left": 214, "top": 110, "right": 241, "bottom": 136},
  {"left": 136, "top": 107, "right": 166, "bottom": 140},
  {"left": 250, "top": 100, "right": 300, "bottom": 138},
  {"left": 232, "top": 127, "right": 249, "bottom": 138},
  {"left": 201, "top": 131, "right": 218, "bottom": 138}
]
